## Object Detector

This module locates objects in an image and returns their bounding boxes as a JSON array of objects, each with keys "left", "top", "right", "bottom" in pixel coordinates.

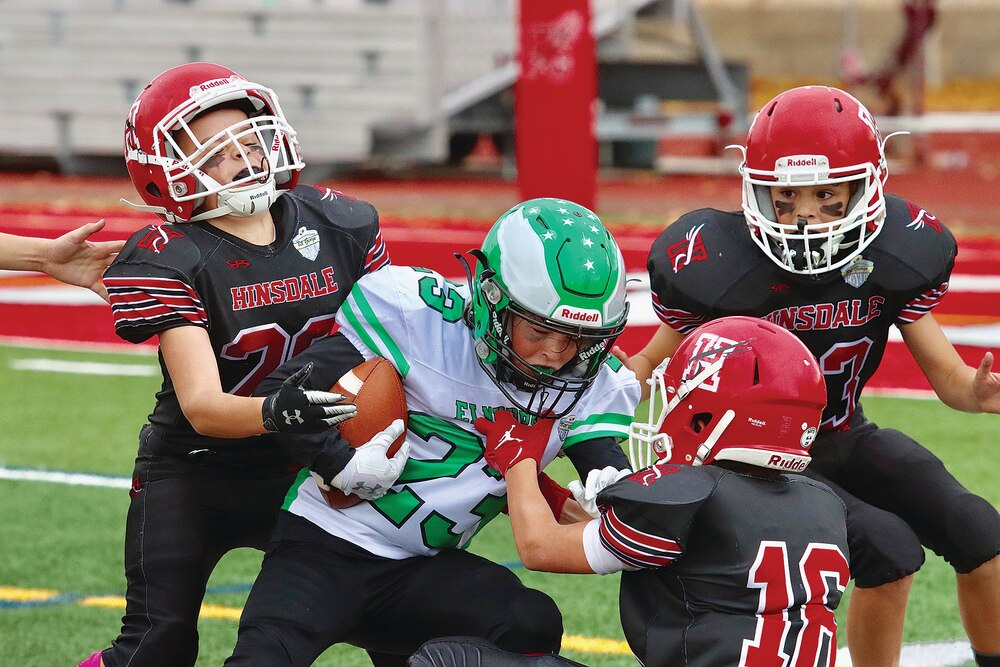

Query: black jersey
[
  {"left": 598, "top": 464, "right": 849, "bottom": 667},
  {"left": 105, "top": 185, "right": 389, "bottom": 466},
  {"left": 647, "top": 195, "right": 956, "bottom": 428}
]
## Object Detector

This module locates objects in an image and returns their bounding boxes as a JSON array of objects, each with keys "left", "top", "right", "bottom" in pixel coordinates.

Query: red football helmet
[
  {"left": 629, "top": 317, "right": 826, "bottom": 473},
  {"left": 736, "top": 86, "right": 889, "bottom": 275},
  {"left": 123, "top": 62, "right": 304, "bottom": 223}
]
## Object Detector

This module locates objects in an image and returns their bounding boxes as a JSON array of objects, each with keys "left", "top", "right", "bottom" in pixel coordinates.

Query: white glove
[
  {"left": 568, "top": 466, "right": 631, "bottom": 519},
  {"left": 313, "top": 419, "right": 409, "bottom": 501}
]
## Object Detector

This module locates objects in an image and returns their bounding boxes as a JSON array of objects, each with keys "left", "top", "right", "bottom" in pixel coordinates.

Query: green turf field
[{"left": 0, "top": 342, "right": 995, "bottom": 666}]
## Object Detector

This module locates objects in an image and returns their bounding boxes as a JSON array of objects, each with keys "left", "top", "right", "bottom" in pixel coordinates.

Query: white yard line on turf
[
  {"left": 9, "top": 358, "right": 159, "bottom": 376},
  {"left": 0, "top": 466, "right": 131, "bottom": 489}
]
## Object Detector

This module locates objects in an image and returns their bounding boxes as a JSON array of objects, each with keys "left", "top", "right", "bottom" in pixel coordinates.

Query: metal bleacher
[
  {"left": 0, "top": 0, "right": 741, "bottom": 173},
  {"left": 0, "top": 0, "right": 432, "bottom": 172}
]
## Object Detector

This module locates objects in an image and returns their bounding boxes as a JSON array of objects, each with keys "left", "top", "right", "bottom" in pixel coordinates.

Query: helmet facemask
[
  {"left": 123, "top": 65, "right": 304, "bottom": 223},
  {"left": 159, "top": 97, "right": 299, "bottom": 221},
  {"left": 458, "top": 199, "right": 629, "bottom": 419},
  {"left": 741, "top": 157, "right": 887, "bottom": 276}
]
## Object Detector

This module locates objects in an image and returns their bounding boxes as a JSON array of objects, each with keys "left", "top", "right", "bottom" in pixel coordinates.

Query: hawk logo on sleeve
[
  {"left": 136, "top": 226, "right": 184, "bottom": 254},
  {"left": 905, "top": 202, "right": 942, "bottom": 233},
  {"left": 667, "top": 224, "right": 708, "bottom": 273}
]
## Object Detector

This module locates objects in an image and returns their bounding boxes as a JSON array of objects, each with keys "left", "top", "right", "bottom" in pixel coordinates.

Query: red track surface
[
  {"left": 2, "top": 208, "right": 998, "bottom": 395},
  {"left": 1, "top": 153, "right": 998, "bottom": 394}
]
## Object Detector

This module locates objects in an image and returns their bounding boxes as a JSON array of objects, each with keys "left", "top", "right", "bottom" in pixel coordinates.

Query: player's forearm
[
  {"left": 0, "top": 232, "right": 47, "bottom": 272},
  {"left": 506, "top": 462, "right": 592, "bottom": 573},
  {"left": 928, "top": 362, "right": 983, "bottom": 412},
  {"left": 181, "top": 392, "right": 269, "bottom": 437}
]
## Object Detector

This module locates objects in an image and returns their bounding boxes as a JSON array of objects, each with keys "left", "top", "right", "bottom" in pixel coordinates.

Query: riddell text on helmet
[
  {"left": 768, "top": 454, "right": 808, "bottom": 472},
  {"left": 557, "top": 306, "right": 600, "bottom": 324}
]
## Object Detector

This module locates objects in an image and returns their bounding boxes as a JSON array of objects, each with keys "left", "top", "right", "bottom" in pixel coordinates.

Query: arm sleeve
[
  {"left": 104, "top": 263, "right": 206, "bottom": 343},
  {"left": 362, "top": 213, "right": 391, "bottom": 275},
  {"left": 564, "top": 436, "right": 630, "bottom": 479}
]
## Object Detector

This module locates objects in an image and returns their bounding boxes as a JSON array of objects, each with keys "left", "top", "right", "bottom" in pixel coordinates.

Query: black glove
[{"left": 261, "top": 362, "right": 356, "bottom": 433}]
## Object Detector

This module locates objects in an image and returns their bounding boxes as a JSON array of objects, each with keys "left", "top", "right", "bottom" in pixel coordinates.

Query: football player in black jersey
[
  {"left": 0, "top": 222, "right": 123, "bottom": 301},
  {"left": 78, "top": 63, "right": 405, "bottom": 667},
  {"left": 619, "top": 86, "right": 1000, "bottom": 667},
  {"left": 456, "top": 317, "right": 848, "bottom": 667}
]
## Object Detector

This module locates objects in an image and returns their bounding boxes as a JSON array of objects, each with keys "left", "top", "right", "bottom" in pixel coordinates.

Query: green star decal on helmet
[{"left": 458, "top": 198, "right": 629, "bottom": 418}]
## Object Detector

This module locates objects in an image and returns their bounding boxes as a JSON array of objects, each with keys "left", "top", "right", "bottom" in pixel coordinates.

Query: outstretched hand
[
  {"left": 43, "top": 220, "right": 125, "bottom": 302},
  {"left": 973, "top": 351, "right": 1000, "bottom": 413},
  {"left": 474, "top": 410, "right": 555, "bottom": 477},
  {"left": 262, "top": 362, "right": 357, "bottom": 433}
]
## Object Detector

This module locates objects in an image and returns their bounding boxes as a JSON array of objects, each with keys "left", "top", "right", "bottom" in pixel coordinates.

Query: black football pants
[
  {"left": 102, "top": 452, "right": 295, "bottom": 667},
  {"left": 806, "top": 410, "right": 1000, "bottom": 588},
  {"left": 225, "top": 511, "right": 564, "bottom": 667}
]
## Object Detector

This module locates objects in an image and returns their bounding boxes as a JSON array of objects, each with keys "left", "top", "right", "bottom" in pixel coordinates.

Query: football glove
[
  {"left": 262, "top": 362, "right": 356, "bottom": 433},
  {"left": 568, "top": 466, "right": 631, "bottom": 519},
  {"left": 313, "top": 419, "right": 409, "bottom": 501},
  {"left": 474, "top": 411, "right": 555, "bottom": 477}
]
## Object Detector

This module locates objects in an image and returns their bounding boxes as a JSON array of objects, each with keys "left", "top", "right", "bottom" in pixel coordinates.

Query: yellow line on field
[
  {"left": 0, "top": 586, "right": 58, "bottom": 601},
  {"left": 77, "top": 595, "right": 240, "bottom": 621},
  {"left": 79, "top": 595, "right": 129, "bottom": 609},
  {"left": 562, "top": 634, "right": 631, "bottom": 655},
  {"left": 1, "top": 587, "right": 630, "bottom": 655}
]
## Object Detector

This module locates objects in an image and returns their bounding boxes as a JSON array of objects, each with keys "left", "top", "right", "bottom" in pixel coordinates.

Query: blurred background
[
  {"left": 0, "top": 1, "right": 998, "bottom": 665},
  {"left": 0, "top": 1, "right": 996, "bottom": 178}
]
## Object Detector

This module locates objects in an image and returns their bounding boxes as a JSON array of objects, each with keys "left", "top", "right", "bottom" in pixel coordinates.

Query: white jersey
[{"left": 283, "top": 266, "right": 640, "bottom": 559}]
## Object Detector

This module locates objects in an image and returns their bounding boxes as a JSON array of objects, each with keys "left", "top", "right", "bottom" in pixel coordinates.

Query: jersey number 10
[{"left": 740, "top": 541, "right": 850, "bottom": 667}]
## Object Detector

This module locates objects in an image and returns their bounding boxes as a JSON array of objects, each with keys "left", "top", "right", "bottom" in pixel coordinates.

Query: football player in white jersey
[{"left": 225, "top": 198, "right": 641, "bottom": 667}]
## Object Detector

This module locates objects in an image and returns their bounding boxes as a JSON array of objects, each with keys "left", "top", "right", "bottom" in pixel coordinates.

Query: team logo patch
[
  {"left": 136, "top": 226, "right": 184, "bottom": 254},
  {"left": 631, "top": 463, "right": 679, "bottom": 486},
  {"left": 667, "top": 224, "right": 707, "bottom": 273},
  {"left": 905, "top": 202, "right": 942, "bottom": 233},
  {"left": 557, "top": 415, "right": 575, "bottom": 442},
  {"left": 226, "top": 259, "right": 250, "bottom": 269},
  {"left": 293, "top": 226, "right": 320, "bottom": 261},
  {"left": 841, "top": 257, "right": 874, "bottom": 288}
]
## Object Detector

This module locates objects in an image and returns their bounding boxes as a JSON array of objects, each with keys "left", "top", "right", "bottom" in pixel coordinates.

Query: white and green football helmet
[{"left": 459, "top": 198, "right": 629, "bottom": 417}]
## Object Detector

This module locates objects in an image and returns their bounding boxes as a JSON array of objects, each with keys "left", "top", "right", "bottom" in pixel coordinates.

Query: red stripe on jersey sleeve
[
  {"left": 651, "top": 292, "right": 705, "bottom": 333},
  {"left": 106, "top": 275, "right": 207, "bottom": 335},
  {"left": 364, "top": 229, "right": 391, "bottom": 274},
  {"left": 598, "top": 506, "right": 682, "bottom": 569},
  {"left": 897, "top": 281, "right": 949, "bottom": 324}
]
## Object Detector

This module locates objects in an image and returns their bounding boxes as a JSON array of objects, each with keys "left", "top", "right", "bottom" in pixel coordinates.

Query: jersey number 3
[{"left": 740, "top": 542, "right": 850, "bottom": 667}]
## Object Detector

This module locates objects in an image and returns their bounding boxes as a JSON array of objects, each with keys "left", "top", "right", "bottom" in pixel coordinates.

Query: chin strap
[{"left": 120, "top": 198, "right": 191, "bottom": 224}]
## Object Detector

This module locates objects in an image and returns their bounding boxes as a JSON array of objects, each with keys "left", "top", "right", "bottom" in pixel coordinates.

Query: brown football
[{"left": 319, "top": 357, "right": 408, "bottom": 509}]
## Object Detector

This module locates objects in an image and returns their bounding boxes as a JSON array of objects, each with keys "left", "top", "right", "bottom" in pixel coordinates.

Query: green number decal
[
  {"left": 398, "top": 413, "right": 485, "bottom": 483},
  {"left": 370, "top": 412, "right": 507, "bottom": 550},
  {"left": 418, "top": 276, "right": 466, "bottom": 323}
]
